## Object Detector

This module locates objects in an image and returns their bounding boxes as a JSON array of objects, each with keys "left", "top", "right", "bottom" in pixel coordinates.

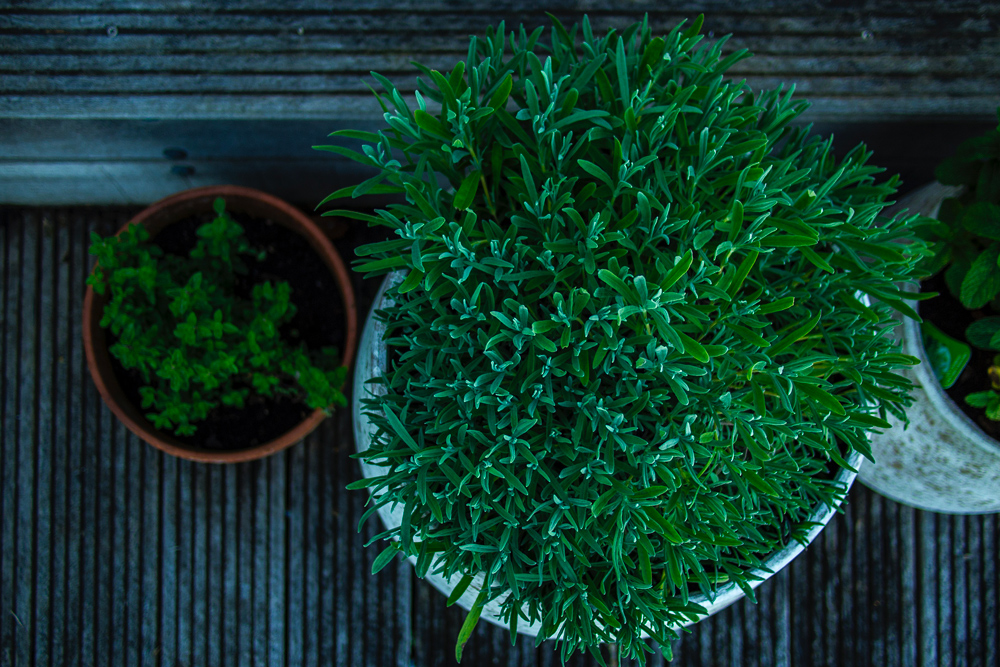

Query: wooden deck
[
  {"left": 2, "top": 0, "right": 1000, "bottom": 664},
  {"left": 1, "top": 204, "right": 998, "bottom": 667},
  {"left": 2, "top": 0, "right": 999, "bottom": 205}
]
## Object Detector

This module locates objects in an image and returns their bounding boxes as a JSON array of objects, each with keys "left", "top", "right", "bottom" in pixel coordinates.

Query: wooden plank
[
  {"left": 771, "top": 568, "right": 790, "bottom": 667},
  {"left": 63, "top": 209, "right": 89, "bottom": 666},
  {"left": 896, "top": 503, "right": 919, "bottom": 667},
  {"left": 966, "top": 516, "right": 983, "bottom": 667},
  {"left": 32, "top": 210, "right": 55, "bottom": 667},
  {"left": 252, "top": 459, "right": 270, "bottom": 666},
  {"left": 870, "top": 493, "right": 888, "bottom": 667},
  {"left": 267, "top": 454, "right": 287, "bottom": 667},
  {"left": 48, "top": 209, "right": 71, "bottom": 667},
  {"left": 110, "top": 390, "right": 129, "bottom": 667},
  {"left": 6, "top": 0, "right": 997, "bottom": 13},
  {"left": 207, "top": 464, "right": 225, "bottom": 667},
  {"left": 221, "top": 464, "right": 238, "bottom": 667},
  {"left": 3, "top": 70, "right": 992, "bottom": 98},
  {"left": 919, "top": 512, "right": 939, "bottom": 666},
  {"left": 954, "top": 517, "right": 969, "bottom": 666},
  {"left": 319, "top": 421, "right": 337, "bottom": 666},
  {"left": 6, "top": 9, "right": 998, "bottom": 35},
  {"left": 0, "top": 159, "right": 377, "bottom": 208},
  {"left": 13, "top": 210, "right": 39, "bottom": 667},
  {"left": 175, "top": 460, "right": 194, "bottom": 667},
  {"left": 3, "top": 29, "right": 996, "bottom": 59},
  {"left": 139, "top": 444, "right": 161, "bottom": 667},
  {"left": 158, "top": 452, "right": 178, "bottom": 667},
  {"left": 3, "top": 119, "right": 995, "bottom": 209},
  {"left": 0, "top": 119, "right": 381, "bottom": 161},
  {"left": 8, "top": 52, "right": 997, "bottom": 78},
  {"left": 124, "top": 429, "right": 143, "bottom": 665},
  {"left": 286, "top": 437, "right": 306, "bottom": 666},
  {"left": 985, "top": 515, "right": 999, "bottom": 667},
  {"left": 236, "top": 463, "right": 254, "bottom": 667},
  {"left": 94, "top": 210, "right": 116, "bottom": 664},
  {"left": 2, "top": 92, "right": 996, "bottom": 123},
  {"left": 0, "top": 212, "right": 18, "bottom": 667},
  {"left": 937, "top": 514, "right": 955, "bottom": 667},
  {"left": 191, "top": 463, "right": 209, "bottom": 667}
]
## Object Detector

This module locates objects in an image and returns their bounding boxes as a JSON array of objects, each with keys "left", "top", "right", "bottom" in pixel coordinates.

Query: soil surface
[
  {"left": 109, "top": 210, "right": 346, "bottom": 450},
  {"left": 918, "top": 272, "right": 1000, "bottom": 440}
]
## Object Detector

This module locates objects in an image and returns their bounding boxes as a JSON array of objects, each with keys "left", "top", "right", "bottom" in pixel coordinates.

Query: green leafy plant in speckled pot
[
  {"left": 918, "top": 109, "right": 1000, "bottom": 417},
  {"left": 320, "top": 14, "right": 928, "bottom": 664},
  {"left": 88, "top": 197, "right": 347, "bottom": 436}
]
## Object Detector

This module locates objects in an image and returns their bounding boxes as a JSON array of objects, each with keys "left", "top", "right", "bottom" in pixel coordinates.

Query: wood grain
[{"left": 1, "top": 206, "right": 998, "bottom": 665}]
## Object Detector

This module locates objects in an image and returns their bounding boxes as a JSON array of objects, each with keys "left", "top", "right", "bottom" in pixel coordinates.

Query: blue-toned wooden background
[{"left": 1, "top": 1, "right": 999, "bottom": 666}]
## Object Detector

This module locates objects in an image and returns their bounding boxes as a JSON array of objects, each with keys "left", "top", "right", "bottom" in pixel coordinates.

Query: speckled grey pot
[
  {"left": 859, "top": 183, "right": 1000, "bottom": 514},
  {"left": 353, "top": 272, "right": 863, "bottom": 636}
]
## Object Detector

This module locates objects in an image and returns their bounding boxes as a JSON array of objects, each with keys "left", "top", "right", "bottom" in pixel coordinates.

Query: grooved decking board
[
  {"left": 1, "top": 205, "right": 999, "bottom": 666},
  {"left": 1, "top": 0, "right": 998, "bottom": 121}
]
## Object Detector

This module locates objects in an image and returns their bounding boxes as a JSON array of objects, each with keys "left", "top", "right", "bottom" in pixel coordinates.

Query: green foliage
[
  {"left": 965, "top": 353, "right": 1000, "bottom": 419},
  {"left": 88, "top": 198, "right": 347, "bottom": 437},
  {"left": 922, "top": 109, "right": 1000, "bottom": 307},
  {"left": 921, "top": 320, "right": 971, "bottom": 390},
  {"left": 920, "top": 107, "right": 1000, "bottom": 418},
  {"left": 323, "top": 16, "right": 927, "bottom": 662}
]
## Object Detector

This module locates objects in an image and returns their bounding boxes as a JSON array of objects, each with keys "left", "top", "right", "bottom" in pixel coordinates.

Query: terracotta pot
[
  {"left": 353, "top": 272, "right": 862, "bottom": 636},
  {"left": 859, "top": 182, "right": 1000, "bottom": 513},
  {"left": 83, "top": 185, "right": 358, "bottom": 464}
]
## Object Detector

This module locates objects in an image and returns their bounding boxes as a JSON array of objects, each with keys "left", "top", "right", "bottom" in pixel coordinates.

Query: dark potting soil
[
  {"left": 917, "top": 272, "right": 1000, "bottom": 440},
  {"left": 109, "top": 210, "right": 346, "bottom": 451}
]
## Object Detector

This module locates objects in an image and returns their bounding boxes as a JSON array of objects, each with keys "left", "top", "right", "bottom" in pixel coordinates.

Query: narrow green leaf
[
  {"left": 578, "top": 159, "right": 614, "bottom": 188},
  {"left": 447, "top": 574, "right": 474, "bottom": 607},
  {"left": 454, "top": 172, "right": 481, "bottom": 210},
  {"left": 794, "top": 380, "right": 846, "bottom": 416},
  {"left": 372, "top": 542, "right": 400, "bottom": 575},
  {"left": 455, "top": 587, "right": 489, "bottom": 662},
  {"left": 678, "top": 331, "right": 709, "bottom": 362}
]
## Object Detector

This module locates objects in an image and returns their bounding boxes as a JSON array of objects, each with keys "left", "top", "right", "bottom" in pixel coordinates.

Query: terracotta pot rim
[{"left": 83, "top": 184, "right": 358, "bottom": 464}]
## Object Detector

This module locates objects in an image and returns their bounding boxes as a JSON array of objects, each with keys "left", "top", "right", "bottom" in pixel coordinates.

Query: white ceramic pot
[
  {"left": 858, "top": 183, "right": 1000, "bottom": 514},
  {"left": 353, "top": 273, "right": 863, "bottom": 634}
]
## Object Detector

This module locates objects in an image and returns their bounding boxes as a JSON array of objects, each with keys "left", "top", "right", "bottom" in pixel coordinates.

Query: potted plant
[
  {"left": 83, "top": 185, "right": 358, "bottom": 464},
  {"left": 860, "top": 111, "right": 1000, "bottom": 514},
  {"left": 323, "top": 16, "right": 927, "bottom": 661}
]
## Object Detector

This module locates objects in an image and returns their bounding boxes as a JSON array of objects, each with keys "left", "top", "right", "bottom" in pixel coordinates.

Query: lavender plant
[{"left": 321, "top": 15, "right": 927, "bottom": 663}]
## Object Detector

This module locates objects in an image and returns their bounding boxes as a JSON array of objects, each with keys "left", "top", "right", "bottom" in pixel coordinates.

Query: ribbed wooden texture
[
  {"left": 1, "top": 0, "right": 998, "bottom": 121},
  {"left": 1, "top": 206, "right": 998, "bottom": 666}
]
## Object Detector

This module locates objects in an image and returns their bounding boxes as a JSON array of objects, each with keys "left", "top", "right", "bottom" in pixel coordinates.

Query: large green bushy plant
[
  {"left": 88, "top": 198, "right": 347, "bottom": 437},
  {"left": 321, "top": 15, "right": 927, "bottom": 663}
]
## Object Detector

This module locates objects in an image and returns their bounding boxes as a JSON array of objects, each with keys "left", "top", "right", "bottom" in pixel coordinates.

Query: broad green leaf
[
  {"left": 963, "top": 202, "right": 1000, "bottom": 240},
  {"left": 965, "top": 316, "right": 1000, "bottom": 349},
  {"left": 960, "top": 242, "right": 1000, "bottom": 309}
]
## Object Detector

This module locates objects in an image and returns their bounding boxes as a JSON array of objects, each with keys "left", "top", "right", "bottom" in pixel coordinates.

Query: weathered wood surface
[
  {"left": 1, "top": 204, "right": 999, "bottom": 667},
  {"left": 2, "top": 119, "right": 996, "bottom": 207},
  {"left": 1, "top": 0, "right": 998, "bottom": 120},
  {"left": 2, "top": 0, "right": 998, "bottom": 205}
]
